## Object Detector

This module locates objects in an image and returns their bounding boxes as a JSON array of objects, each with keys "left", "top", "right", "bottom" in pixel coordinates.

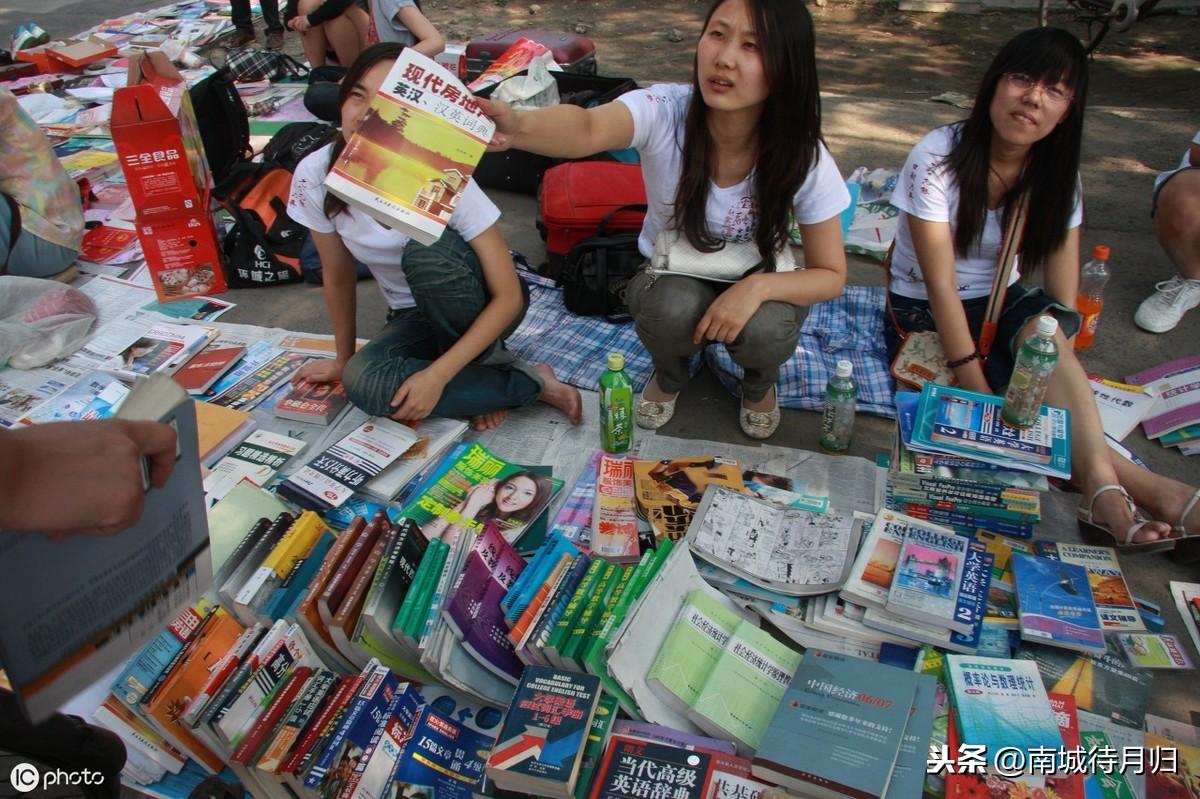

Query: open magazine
[{"left": 399, "top": 441, "right": 563, "bottom": 548}]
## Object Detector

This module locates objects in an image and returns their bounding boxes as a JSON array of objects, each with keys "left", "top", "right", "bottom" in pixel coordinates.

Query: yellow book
[{"left": 232, "top": 512, "right": 327, "bottom": 625}]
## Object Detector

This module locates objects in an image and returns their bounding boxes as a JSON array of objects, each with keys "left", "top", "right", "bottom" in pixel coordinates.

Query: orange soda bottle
[{"left": 1075, "top": 244, "right": 1111, "bottom": 350}]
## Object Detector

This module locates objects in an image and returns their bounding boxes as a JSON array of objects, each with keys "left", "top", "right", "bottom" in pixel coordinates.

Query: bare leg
[
  {"left": 1030, "top": 323, "right": 1175, "bottom": 542},
  {"left": 323, "top": 8, "right": 366, "bottom": 66},
  {"left": 295, "top": 0, "right": 329, "bottom": 66},
  {"left": 534, "top": 364, "right": 582, "bottom": 425},
  {"left": 1154, "top": 170, "right": 1200, "bottom": 281}
]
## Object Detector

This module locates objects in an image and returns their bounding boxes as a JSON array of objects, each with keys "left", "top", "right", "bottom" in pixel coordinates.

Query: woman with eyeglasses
[{"left": 883, "top": 26, "right": 1200, "bottom": 550}]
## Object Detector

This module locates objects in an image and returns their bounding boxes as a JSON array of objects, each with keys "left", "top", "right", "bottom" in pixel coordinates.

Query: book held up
[{"left": 323, "top": 48, "right": 496, "bottom": 245}]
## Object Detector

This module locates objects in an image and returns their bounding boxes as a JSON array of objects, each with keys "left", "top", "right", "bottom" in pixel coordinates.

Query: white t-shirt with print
[
  {"left": 1153, "top": 129, "right": 1200, "bottom": 193},
  {"left": 616, "top": 83, "right": 850, "bottom": 259},
  {"left": 287, "top": 143, "right": 500, "bottom": 310},
  {"left": 889, "top": 124, "right": 1083, "bottom": 301}
]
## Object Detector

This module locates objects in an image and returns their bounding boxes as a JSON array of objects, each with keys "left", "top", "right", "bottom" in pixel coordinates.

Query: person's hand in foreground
[{"left": 0, "top": 420, "right": 178, "bottom": 537}]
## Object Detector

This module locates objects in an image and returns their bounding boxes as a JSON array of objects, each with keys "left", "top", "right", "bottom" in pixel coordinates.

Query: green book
[
  {"left": 1080, "top": 731, "right": 1136, "bottom": 799},
  {"left": 577, "top": 563, "right": 636, "bottom": 667},
  {"left": 646, "top": 589, "right": 742, "bottom": 712},
  {"left": 403, "top": 540, "right": 449, "bottom": 642},
  {"left": 544, "top": 559, "right": 604, "bottom": 666},
  {"left": 393, "top": 539, "right": 445, "bottom": 641},
  {"left": 574, "top": 692, "right": 620, "bottom": 799},
  {"left": 561, "top": 563, "right": 621, "bottom": 667},
  {"left": 688, "top": 618, "right": 802, "bottom": 752},
  {"left": 583, "top": 538, "right": 674, "bottom": 673}
]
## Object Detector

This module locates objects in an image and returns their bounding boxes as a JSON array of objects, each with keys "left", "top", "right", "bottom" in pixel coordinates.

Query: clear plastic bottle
[
  {"left": 819, "top": 359, "right": 857, "bottom": 454},
  {"left": 598, "top": 352, "right": 633, "bottom": 453},
  {"left": 1002, "top": 315, "right": 1060, "bottom": 429},
  {"left": 1074, "top": 244, "right": 1111, "bottom": 350}
]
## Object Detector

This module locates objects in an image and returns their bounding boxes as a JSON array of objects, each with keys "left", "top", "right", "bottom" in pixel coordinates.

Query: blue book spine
[
  {"left": 390, "top": 706, "right": 495, "bottom": 799},
  {"left": 503, "top": 531, "right": 560, "bottom": 617},
  {"left": 261, "top": 533, "right": 335, "bottom": 622},
  {"left": 112, "top": 630, "right": 185, "bottom": 706},
  {"left": 948, "top": 549, "right": 994, "bottom": 651},
  {"left": 505, "top": 535, "right": 579, "bottom": 626},
  {"left": 304, "top": 667, "right": 402, "bottom": 787}
]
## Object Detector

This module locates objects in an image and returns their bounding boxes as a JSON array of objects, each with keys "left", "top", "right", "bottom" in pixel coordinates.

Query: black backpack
[
  {"left": 214, "top": 161, "right": 307, "bottom": 288},
  {"left": 261, "top": 122, "right": 338, "bottom": 172},
  {"left": 189, "top": 66, "right": 252, "bottom": 184},
  {"left": 560, "top": 205, "right": 647, "bottom": 323}
]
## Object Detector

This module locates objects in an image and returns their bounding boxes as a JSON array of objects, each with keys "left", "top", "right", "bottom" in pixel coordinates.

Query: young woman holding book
[
  {"left": 479, "top": 0, "right": 849, "bottom": 440},
  {"left": 882, "top": 27, "right": 1200, "bottom": 549},
  {"left": 287, "top": 43, "right": 582, "bottom": 433}
]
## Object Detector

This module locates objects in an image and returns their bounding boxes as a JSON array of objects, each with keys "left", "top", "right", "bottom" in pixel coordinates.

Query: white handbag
[{"left": 648, "top": 230, "right": 798, "bottom": 283}]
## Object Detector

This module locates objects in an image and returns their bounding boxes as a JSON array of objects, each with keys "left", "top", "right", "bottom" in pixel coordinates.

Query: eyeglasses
[{"left": 1003, "top": 72, "right": 1074, "bottom": 105}]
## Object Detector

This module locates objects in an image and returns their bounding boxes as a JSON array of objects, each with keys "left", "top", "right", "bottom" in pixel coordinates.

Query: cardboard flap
[
  {"left": 126, "top": 50, "right": 184, "bottom": 88},
  {"left": 46, "top": 37, "right": 117, "bottom": 68}
]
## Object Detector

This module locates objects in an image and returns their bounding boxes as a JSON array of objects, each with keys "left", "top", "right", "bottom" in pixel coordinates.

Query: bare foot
[
  {"left": 534, "top": 364, "right": 583, "bottom": 425},
  {"left": 470, "top": 410, "right": 509, "bottom": 431},
  {"left": 742, "top": 385, "right": 777, "bottom": 413},
  {"left": 1088, "top": 487, "right": 1174, "bottom": 544}
]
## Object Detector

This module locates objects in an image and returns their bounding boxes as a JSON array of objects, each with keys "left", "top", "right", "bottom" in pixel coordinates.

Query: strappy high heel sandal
[{"left": 1077, "top": 484, "right": 1176, "bottom": 552}]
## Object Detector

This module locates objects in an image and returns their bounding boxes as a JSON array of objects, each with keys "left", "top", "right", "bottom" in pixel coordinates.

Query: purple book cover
[
  {"left": 610, "top": 720, "right": 738, "bottom": 755},
  {"left": 462, "top": 577, "right": 525, "bottom": 683},
  {"left": 1126, "top": 353, "right": 1200, "bottom": 386},
  {"left": 1126, "top": 355, "right": 1200, "bottom": 438},
  {"left": 446, "top": 522, "right": 525, "bottom": 636}
]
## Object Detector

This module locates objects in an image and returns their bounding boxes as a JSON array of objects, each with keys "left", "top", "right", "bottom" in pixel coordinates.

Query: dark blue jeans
[{"left": 341, "top": 229, "right": 543, "bottom": 419}]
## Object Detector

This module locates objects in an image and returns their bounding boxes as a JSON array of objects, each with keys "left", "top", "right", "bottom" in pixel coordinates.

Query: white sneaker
[{"left": 1134, "top": 276, "right": 1200, "bottom": 333}]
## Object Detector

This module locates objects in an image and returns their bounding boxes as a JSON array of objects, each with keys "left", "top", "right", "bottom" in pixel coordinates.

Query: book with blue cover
[
  {"left": 885, "top": 672, "right": 938, "bottom": 799},
  {"left": 884, "top": 523, "right": 973, "bottom": 634},
  {"left": 390, "top": 703, "right": 496, "bottom": 799},
  {"left": 909, "top": 384, "right": 1072, "bottom": 480},
  {"left": 485, "top": 666, "right": 602, "bottom": 798},
  {"left": 944, "top": 654, "right": 1063, "bottom": 764},
  {"left": 750, "top": 649, "right": 920, "bottom": 798},
  {"left": 1010, "top": 552, "right": 1106, "bottom": 656}
]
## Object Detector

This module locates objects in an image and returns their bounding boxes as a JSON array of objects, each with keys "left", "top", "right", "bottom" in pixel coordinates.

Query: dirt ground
[{"left": 424, "top": 0, "right": 1200, "bottom": 109}]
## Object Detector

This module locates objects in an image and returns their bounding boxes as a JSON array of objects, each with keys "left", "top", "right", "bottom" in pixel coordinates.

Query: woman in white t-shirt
[
  {"left": 884, "top": 27, "right": 1199, "bottom": 549},
  {"left": 287, "top": 43, "right": 582, "bottom": 432},
  {"left": 480, "top": 0, "right": 850, "bottom": 440}
]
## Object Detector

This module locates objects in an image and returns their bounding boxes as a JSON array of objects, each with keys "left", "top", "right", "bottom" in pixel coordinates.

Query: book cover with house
[
  {"left": 1010, "top": 552, "right": 1107, "bottom": 656},
  {"left": 323, "top": 48, "right": 495, "bottom": 246},
  {"left": 884, "top": 523, "right": 973, "bottom": 634}
]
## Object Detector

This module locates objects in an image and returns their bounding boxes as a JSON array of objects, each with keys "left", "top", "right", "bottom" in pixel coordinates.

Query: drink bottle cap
[
  {"left": 1036, "top": 315, "right": 1058, "bottom": 337},
  {"left": 1093, "top": 244, "right": 1110, "bottom": 261},
  {"left": 835, "top": 359, "right": 853, "bottom": 377},
  {"left": 607, "top": 353, "right": 625, "bottom": 371}
]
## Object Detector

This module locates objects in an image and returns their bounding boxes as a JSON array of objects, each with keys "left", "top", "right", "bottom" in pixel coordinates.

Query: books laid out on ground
[
  {"left": 1169, "top": 581, "right": 1200, "bottom": 656},
  {"left": 1087, "top": 374, "right": 1159, "bottom": 442},
  {"left": 104, "top": 322, "right": 219, "bottom": 382},
  {"left": 589, "top": 734, "right": 716, "bottom": 799},
  {"left": 196, "top": 401, "right": 258, "bottom": 467},
  {"left": 1010, "top": 552, "right": 1107, "bottom": 656},
  {"left": 18, "top": 370, "right": 130, "bottom": 424},
  {"left": 0, "top": 374, "right": 211, "bottom": 723},
  {"left": 591, "top": 455, "right": 640, "bottom": 563},
  {"left": 945, "top": 654, "right": 1063, "bottom": 768},
  {"left": 323, "top": 47, "right": 496, "bottom": 245},
  {"left": 685, "top": 485, "right": 862, "bottom": 596},
  {"left": 279, "top": 418, "right": 421, "bottom": 511},
  {"left": 1126, "top": 353, "right": 1200, "bottom": 440},
  {"left": 174, "top": 345, "right": 245, "bottom": 395},
  {"left": 208, "top": 350, "right": 311, "bottom": 413},
  {"left": 397, "top": 440, "right": 563, "bottom": 548},
  {"left": 1014, "top": 639, "right": 1153, "bottom": 730},
  {"left": 1116, "top": 633, "right": 1194, "bottom": 669},
  {"left": 884, "top": 518, "right": 974, "bottom": 634},
  {"left": 486, "top": 666, "right": 602, "bottom": 798},
  {"left": 905, "top": 384, "right": 1072, "bottom": 479},
  {"left": 359, "top": 416, "right": 469, "bottom": 503},
  {"left": 1032, "top": 541, "right": 1143, "bottom": 633},
  {"left": 645, "top": 587, "right": 802, "bottom": 753},
  {"left": 272, "top": 379, "right": 349, "bottom": 426},
  {"left": 749, "top": 649, "right": 932, "bottom": 799},
  {"left": 633, "top": 456, "right": 745, "bottom": 540},
  {"left": 203, "top": 429, "right": 307, "bottom": 506}
]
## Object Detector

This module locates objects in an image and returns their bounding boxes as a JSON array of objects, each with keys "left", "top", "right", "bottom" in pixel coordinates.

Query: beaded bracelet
[{"left": 946, "top": 351, "right": 982, "bottom": 369}]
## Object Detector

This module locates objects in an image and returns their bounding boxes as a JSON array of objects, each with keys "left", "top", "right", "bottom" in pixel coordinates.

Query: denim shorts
[{"left": 885, "top": 284, "right": 1081, "bottom": 392}]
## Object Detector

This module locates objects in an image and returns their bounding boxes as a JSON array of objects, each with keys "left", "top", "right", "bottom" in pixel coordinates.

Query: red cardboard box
[{"left": 111, "top": 51, "right": 226, "bottom": 302}]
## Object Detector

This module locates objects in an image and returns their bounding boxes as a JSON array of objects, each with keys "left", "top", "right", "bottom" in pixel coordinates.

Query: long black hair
[
  {"left": 672, "top": 0, "right": 822, "bottom": 269},
  {"left": 475, "top": 471, "right": 554, "bottom": 525},
  {"left": 324, "top": 42, "right": 407, "bottom": 218},
  {"left": 946, "top": 27, "right": 1087, "bottom": 271}
]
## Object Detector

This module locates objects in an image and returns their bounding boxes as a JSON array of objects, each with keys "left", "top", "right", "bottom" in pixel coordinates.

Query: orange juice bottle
[{"left": 1075, "top": 245, "right": 1111, "bottom": 350}]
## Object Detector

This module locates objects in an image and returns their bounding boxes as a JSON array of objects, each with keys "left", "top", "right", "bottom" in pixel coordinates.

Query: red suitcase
[
  {"left": 465, "top": 29, "right": 596, "bottom": 80},
  {"left": 537, "top": 161, "right": 647, "bottom": 277}
]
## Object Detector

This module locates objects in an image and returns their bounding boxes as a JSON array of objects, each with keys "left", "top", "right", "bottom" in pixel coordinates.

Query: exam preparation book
[
  {"left": 944, "top": 654, "right": 1063, "bottom": 763},
  {"left": 1010, "top": 552, "right": 1107, "bottom": 656}
]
